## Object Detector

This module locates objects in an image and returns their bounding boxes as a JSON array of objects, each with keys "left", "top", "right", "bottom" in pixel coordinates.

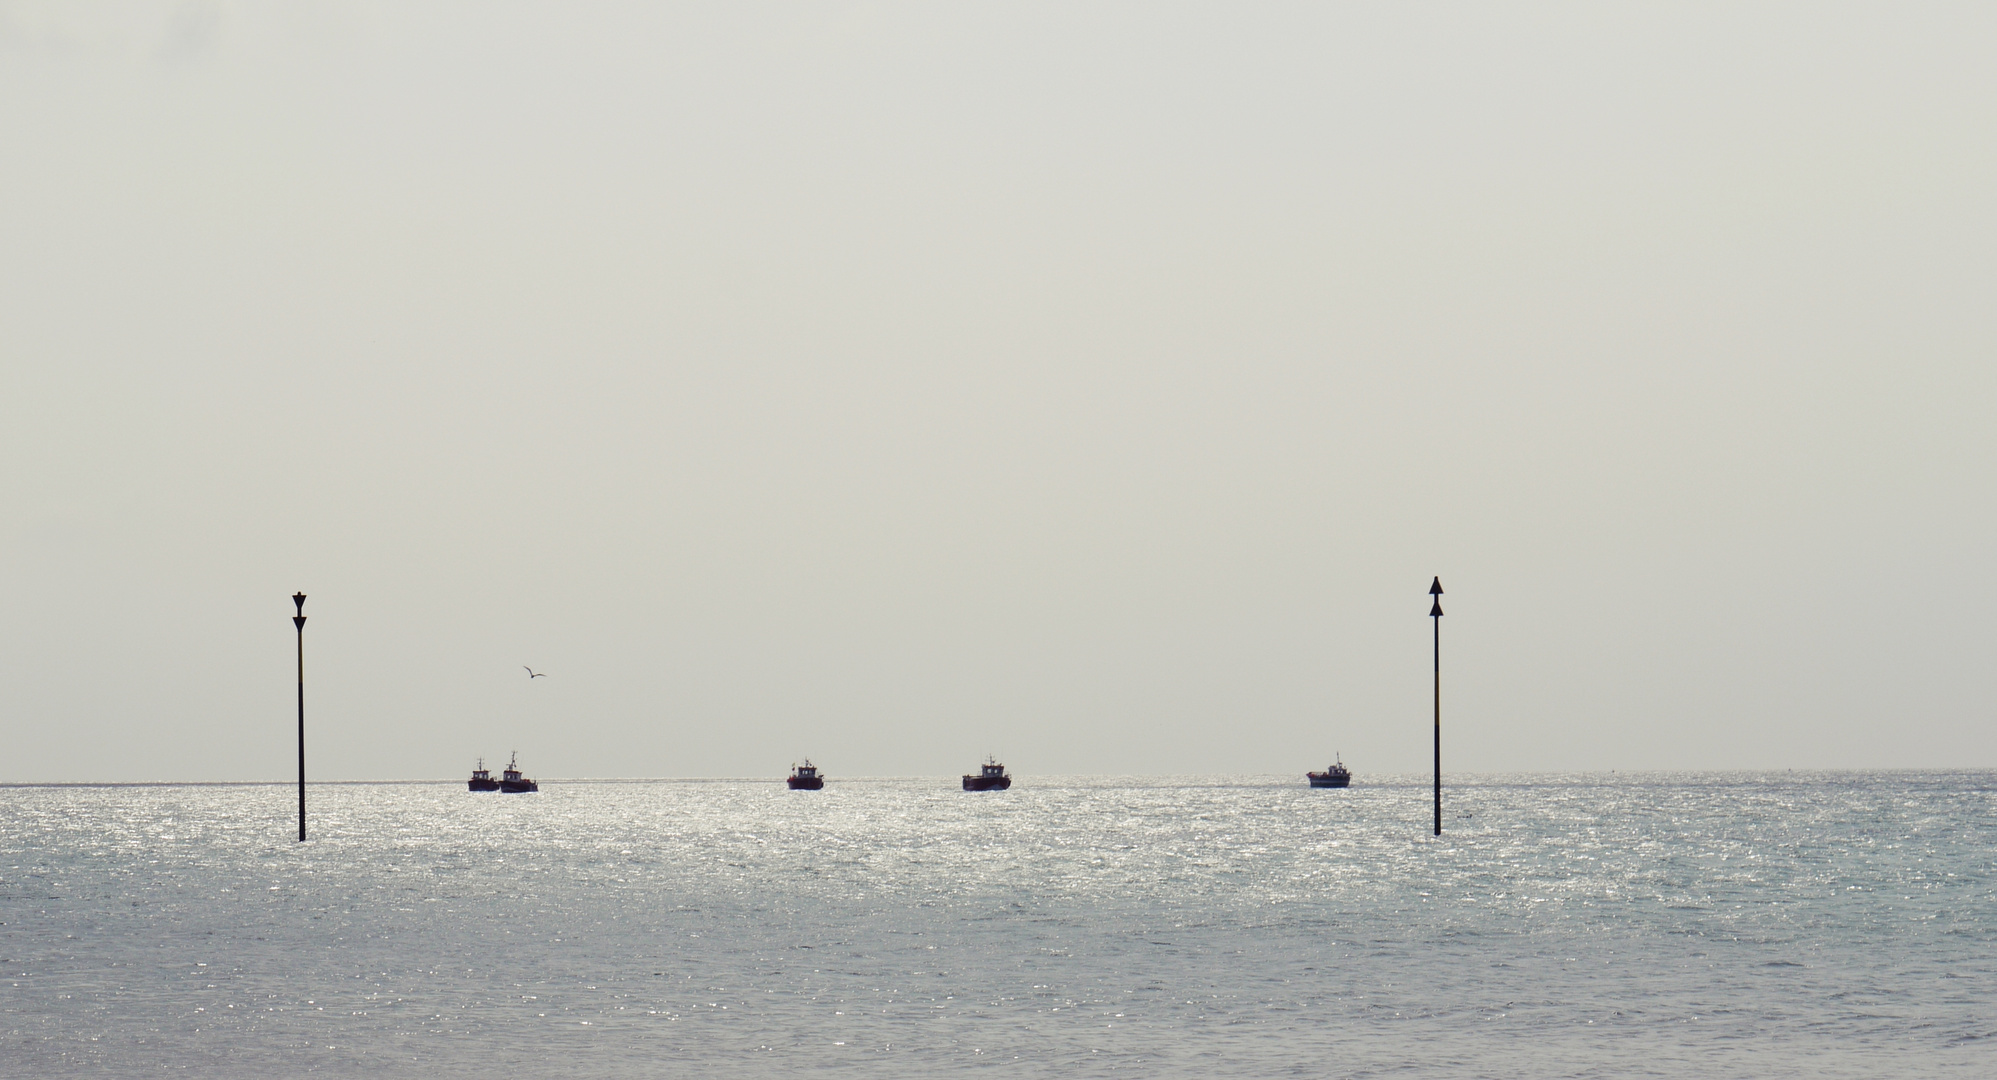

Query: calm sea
[{"left": 2, "top": 773, "right": 1991, "bottom": 1077}]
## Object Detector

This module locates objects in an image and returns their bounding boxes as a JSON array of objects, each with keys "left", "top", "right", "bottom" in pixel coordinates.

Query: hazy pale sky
[{"left": 2, "top": 2, "right": 1992, "bottom": 782}]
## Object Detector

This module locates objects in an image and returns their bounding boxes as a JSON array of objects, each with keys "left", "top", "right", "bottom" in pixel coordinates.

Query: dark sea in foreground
[{"left": 2, "top": 772, "right": 1991, "bottom": 1077}]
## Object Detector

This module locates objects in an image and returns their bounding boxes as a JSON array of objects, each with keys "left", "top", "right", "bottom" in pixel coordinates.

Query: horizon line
[{"left": 4, "top": 767, "right": 1992, "bottom": 789}]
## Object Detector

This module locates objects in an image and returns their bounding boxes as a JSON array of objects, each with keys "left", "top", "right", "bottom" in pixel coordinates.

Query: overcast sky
[{"left": 2, "top": 2, "right": 1992, "bottom": 782}]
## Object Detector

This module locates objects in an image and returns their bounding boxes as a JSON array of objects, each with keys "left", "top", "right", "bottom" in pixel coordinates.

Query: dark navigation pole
[
  {"left": 1429, "top": 577, "right": 1443, "bottom": 836},
  {"left": 293, "top": 592, "right": 307, "bottom": 842}
]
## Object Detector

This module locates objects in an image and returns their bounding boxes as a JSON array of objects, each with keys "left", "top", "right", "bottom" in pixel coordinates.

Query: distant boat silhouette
[
  {"left": 467, "top": 758, "right": 499, "bottom": 792},
  {"left": 787, "top": 760, "right": 824, "bottom": 790},
  {"left": 1308, "top": 755, "right": 1351, "bottom": 788},
  {"left": 499, "top": 752, "right": 539, "bottom": 793},
  {"left": 962, "top": 757, "right": 1011, "bottom": 791}
]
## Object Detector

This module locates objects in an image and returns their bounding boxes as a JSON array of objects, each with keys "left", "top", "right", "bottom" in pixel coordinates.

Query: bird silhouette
[{"left": 524, "top": 667, "right": 547, "bottom": 679}]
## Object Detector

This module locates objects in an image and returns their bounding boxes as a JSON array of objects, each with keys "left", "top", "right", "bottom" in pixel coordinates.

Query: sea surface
[{"left": 2, "top": 773, "right": 1991, "bottom": 1077}]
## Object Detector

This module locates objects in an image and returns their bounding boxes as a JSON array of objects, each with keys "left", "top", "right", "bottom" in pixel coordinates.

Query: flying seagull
[{"left": 524, "top": 667, "right": 547, "bottom": 679}]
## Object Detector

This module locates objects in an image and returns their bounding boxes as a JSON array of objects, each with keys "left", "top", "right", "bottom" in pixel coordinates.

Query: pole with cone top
[
  {"left": 293, "top": 592, "right": 307, "bottom": 842},
  {"left": 1429, "top": 577, "right": 1443, "bottom": 836}
]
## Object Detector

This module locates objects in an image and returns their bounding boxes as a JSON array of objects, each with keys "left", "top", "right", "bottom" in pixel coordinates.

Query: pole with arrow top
[
  {"left": 293, "top": 592, "right": 307, "bottom": 842},
  {"left": 1429, "top": 577, "right": 1443, "bottom": 836}
]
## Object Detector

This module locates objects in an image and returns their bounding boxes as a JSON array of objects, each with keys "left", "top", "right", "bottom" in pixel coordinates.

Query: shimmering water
[{"left": 2, "top": 773, "right": 1991, "bottom": 1077}]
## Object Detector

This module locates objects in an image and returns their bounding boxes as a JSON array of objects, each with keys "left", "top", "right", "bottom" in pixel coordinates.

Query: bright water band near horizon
[{"left": 3, "top": 773, "right": 1992, "bottom": 1077}]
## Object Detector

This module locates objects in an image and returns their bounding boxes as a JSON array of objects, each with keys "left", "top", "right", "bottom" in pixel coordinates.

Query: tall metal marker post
[
  {"left": 1429, "top": 577, "right": 1443, "bottom": 836},
  {"left": 293, "top": 592, "right": 307, "bottom": 842}
]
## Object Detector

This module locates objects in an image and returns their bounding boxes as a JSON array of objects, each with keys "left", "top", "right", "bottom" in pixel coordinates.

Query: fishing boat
[
  {"left": 962, "top": 758, "right": 1011, "bottom": 791},
  {"left": 1307, "top": 755, "right": 1351, "bottom": 788},
  {"left": 467, "top": 758, "right": 499, "bottom": 792},
  {"left": 787, "top": 760, "right": 824, "bottom": 790},
  {"left": 499, "top": 752, "right": 539, "bottom": 793}
]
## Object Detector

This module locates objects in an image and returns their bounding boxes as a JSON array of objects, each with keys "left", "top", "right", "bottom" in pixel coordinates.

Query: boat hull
[
  {"left": 1307, "top": 772, "right": 1350, "bottom": 788},
  {"left": 468, "top": 779, "right": 499, "bottom": 792},
  {"left": 500, "top": 779, "right": 538, "bottom": 793},
  {"left": 962, "top": 775, "right": 1011, "bottom": 791},
  {"left": 787, "top": 775, "right": 824, "bottom": 790}
]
